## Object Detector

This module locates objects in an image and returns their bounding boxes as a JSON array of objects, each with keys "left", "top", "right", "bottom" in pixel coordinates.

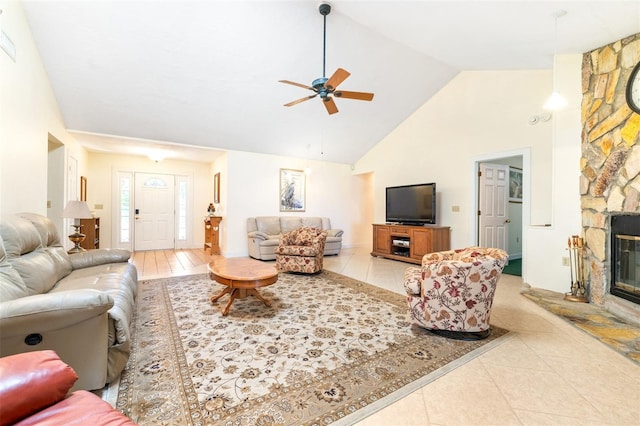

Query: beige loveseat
[
  {"left": 0, "top": 213, "right": 138, "bottom": 391},
  {"left": 247, "top": 216, "right": 343, "bottom": 260}
]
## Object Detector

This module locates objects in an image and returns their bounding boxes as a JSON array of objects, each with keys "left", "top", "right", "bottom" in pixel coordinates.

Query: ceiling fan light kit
[{"left": 279, "top": 2, "right": 374, "bottom": 115}]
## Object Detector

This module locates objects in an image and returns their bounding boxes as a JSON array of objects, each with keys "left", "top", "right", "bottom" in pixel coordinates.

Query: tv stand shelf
[{"left": 372, "top": 224, "right": 450, "bottom": 264}]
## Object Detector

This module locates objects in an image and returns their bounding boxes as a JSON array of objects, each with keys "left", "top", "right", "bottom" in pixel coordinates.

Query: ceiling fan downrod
[
  {"left": 319, "top": 3, "right": 331, "bottom": 79},
  {"left": 278, "top": 2, "right": 373, "bottom": 115}
]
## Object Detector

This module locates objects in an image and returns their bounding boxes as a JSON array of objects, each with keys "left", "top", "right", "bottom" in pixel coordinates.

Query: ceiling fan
[{"left": 279, "top": 3, "right": 374, "bottom": 115}]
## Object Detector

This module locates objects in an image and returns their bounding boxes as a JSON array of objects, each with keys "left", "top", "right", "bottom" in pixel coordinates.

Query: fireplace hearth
[{"left": 610, "top": 215, "right": 640, "bottom": 305}]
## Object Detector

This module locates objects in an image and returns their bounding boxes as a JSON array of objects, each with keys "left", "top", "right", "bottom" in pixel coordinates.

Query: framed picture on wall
[
  {"left": 509, "top": 167, "right": 522, "bottom": 202},
  {"left": 214, "top": 173, "right": 220, "bottom": 203},
  {"left": 280, "top": 168, "right": 305, "bottom": 212},
  {"left": 80, "top": 176, "right": 87, "bottom": 201}
]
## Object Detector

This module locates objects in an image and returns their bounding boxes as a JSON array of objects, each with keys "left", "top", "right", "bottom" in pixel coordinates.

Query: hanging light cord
[{"left": 553, "top": 13, "right": 558, "bottom": 91}]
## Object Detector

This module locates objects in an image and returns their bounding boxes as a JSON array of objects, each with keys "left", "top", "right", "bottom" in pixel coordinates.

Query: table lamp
[{"left": 62, "top": 200, "right": 93, "bottom": 253}]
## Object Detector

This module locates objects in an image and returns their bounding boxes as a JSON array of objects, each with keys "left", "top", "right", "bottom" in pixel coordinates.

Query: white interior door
[
  {"left": 134, "top": 173, "right": 175, "bottom": 251},
  {"left": 478, "top": 163, "right": 509, "bottom": 251}
]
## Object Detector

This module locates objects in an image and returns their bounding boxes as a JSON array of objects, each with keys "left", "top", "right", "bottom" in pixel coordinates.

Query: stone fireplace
[{"left": 580, "top": 33, "right": 640, "bottom": 325}]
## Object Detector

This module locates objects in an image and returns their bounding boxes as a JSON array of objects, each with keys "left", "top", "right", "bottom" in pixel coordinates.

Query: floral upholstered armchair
[
  {"left": 275, "top": 227, "right": 327, "bottom": 274},
  {"left": 404, "top": 247, "right": 509, "bottom": 340}
]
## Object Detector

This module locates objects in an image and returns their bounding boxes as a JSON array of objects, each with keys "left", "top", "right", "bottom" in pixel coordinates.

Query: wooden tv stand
[{"left": 371, "top": 223, "right": 450, "bottom": 264}]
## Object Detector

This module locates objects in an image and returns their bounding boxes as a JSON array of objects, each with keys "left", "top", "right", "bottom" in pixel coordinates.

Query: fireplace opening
[{"left": 610, "top": 215, "right": 640, "bottom": 305}]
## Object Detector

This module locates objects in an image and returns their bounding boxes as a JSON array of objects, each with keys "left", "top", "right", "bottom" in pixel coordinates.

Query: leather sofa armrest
[
  {"left": 325, "top": 229, "right": 343, "bottom": 238},
  {"left": 70, "top": 249, "right": 131, "bottom": 270},
  {"left": 14, "top": 389, "right": 137, "bottom": 426},
  {"left": 247, "top": 231, "right": 269, "bottom": 241},
  {"left": 0, "top": 350, "right": 77, "bottom": 426},
  {"left": 0, "top": 290, "right": 114, "bottom": 335}
]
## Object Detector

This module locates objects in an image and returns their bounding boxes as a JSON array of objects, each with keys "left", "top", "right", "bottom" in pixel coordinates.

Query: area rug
[
  {"left": 522, "top": 287, "right": 640, "bottom": 365},
  {"left": 116, "top": 270, "right": 510, "bottom": 425}
]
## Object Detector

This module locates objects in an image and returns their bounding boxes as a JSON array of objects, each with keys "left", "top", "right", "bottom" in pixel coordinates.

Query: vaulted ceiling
[{"left": 21, "top": 1, "right": 640, "bottom": 164}]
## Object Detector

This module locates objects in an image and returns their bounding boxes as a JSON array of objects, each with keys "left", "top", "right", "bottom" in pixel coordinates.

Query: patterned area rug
[
  {"left": 522, "top": 287, "right": 640, "bottom": 365},
  {"left": 116, "top": 270, "right": 509, "bottom": 425}
]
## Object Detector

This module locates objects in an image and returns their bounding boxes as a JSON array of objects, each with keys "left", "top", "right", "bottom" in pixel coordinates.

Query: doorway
[
  {"left": 47, "top": 135, "right": 65, "bottom": 236},
  {"left": 134, "top": 173, "right": 176, "bottom": 251},
  {"left": 478, "top": 163, "right": 509, "bottom": 252},
  {"left": 474, "top": 149, "right": 529, "bottom": 278},
  {"left": 113, "top": 171, "right": 193, "bottom": 252}
]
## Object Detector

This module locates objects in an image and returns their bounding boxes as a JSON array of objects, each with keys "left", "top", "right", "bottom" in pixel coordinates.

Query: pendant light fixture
[{"left": 544, "top": 10, "right": 567, "bottom": 110}]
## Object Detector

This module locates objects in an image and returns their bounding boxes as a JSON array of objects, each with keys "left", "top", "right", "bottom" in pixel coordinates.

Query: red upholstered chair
[
  {"left": 0, "top": 350, "right": 136, "bottom": 426},
  {"left": 275, "top": 227, "right": 327, "bottom": 274}
]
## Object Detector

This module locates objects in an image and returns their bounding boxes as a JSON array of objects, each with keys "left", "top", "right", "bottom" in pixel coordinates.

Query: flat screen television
[{"left": 385, "top": 183, "right": 436, "bottom": 225}]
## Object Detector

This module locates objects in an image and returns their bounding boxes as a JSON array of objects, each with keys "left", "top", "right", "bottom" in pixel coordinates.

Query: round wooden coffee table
[{"left": 207, "top": 257, "right": 278, "bottom": 316}]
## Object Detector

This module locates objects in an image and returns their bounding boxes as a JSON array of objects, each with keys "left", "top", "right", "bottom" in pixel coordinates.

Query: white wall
[
  {"left": 222, "top": 150, "right": 368, "bottom": 257},
  {"left": 352, "top": 63, "right": 582, "bottom": 294},
  {"left": 0, "top": 1, "right": 86, "bottom": 221},
  {"left": 526, "top": 54, "right": 583, "bottom": 293},
  {"left": 0, "top": 0, "right": 367, "bottom": 254},
  {"left": 86, "top": 152, "right": 213, "bottom": 249},
  {"left": 0, "top": 1, "right": 582, "bottom": 296},
  {"left": 47, "top": 141, "right": 65, "bottom": 238},
  {"left": 85, "top": 149, "right": 368, "bottom": 257},
  {"left": 355, "top": 70, "right": 554, "bottom": 255},
  {"left": 212, "top": 151, "right": 228, "bottom": 217}
]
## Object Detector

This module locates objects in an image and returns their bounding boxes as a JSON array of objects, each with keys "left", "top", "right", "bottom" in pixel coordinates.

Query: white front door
[
  {"left": 134, "top": 173, "right": 175, "bottom": 251},
  {"left": 478, "top": 163, "right": 509, "bottom": 251}
]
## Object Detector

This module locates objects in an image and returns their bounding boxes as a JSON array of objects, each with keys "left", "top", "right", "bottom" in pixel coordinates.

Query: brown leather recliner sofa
[
  {"left": 0, "top": 350, "right": 136, "bottom": 425},
  {"left": 0, "top": 213, "right": 137, "bottom": 390}
]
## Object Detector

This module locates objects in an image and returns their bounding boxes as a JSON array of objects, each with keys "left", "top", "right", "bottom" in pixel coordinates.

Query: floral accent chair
[
  {"left": 404, "top": 246, "right": 509, "bottom": 340},
  {"left": 275, "top": 227, "right": 328, "bottom": 274}
]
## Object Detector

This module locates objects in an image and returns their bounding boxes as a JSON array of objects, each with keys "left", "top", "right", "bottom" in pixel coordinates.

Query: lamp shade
[{"left": 62, "top": 200, "right": 92, "bottom": 219}]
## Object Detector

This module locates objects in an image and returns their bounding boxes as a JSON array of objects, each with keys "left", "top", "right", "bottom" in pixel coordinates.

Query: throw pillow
[{"left": 293, "top": 227, "right": 320, "bottom": 246}]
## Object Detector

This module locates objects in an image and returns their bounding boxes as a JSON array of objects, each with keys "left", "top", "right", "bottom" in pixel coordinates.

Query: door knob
[{"left": 505, "top": 219, "right": 511, "bottom": 223}]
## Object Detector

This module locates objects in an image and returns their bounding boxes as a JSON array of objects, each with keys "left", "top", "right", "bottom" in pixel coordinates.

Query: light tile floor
[
  {"left": 134, "top": 247, "right": 640, "bottom": 425},
  {"left": 322, "top": 247, "right": 640, "bottom": 426}
]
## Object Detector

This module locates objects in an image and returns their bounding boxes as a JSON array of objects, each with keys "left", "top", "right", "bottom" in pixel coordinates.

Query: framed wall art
[
  {"left": 214, "top": 172, "right": 220, "bottom": 203},
  {"left": 509, "top": 167, "right": 523, "bottom": 203},
  {"left": 80, "top": 176, "right": 87, "bottom": 201},
  {"left": 280, "top": 168, "right": 305, "bottom": 212}
]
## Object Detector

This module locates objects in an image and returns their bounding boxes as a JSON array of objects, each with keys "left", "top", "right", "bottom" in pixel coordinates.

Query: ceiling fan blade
[
  {"left": 279, "top": 80, "right": 315, "bottom": 91},
  {"left": 284, "top": 94, "right": 317, "bottom": 107},
  {"left": 323, "top": 97, "right": 339, "bottom": 115},
  {"left": 334, "top": 90, "right": 374, "bottom": 101},
  {"left": 324, "top": 68, "right": 351, "bottom": 90}
]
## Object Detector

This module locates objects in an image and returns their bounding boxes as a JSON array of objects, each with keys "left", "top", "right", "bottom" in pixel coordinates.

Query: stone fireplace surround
[{"left": 580, "top": 33, "right": 640, "bottom": 326}]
